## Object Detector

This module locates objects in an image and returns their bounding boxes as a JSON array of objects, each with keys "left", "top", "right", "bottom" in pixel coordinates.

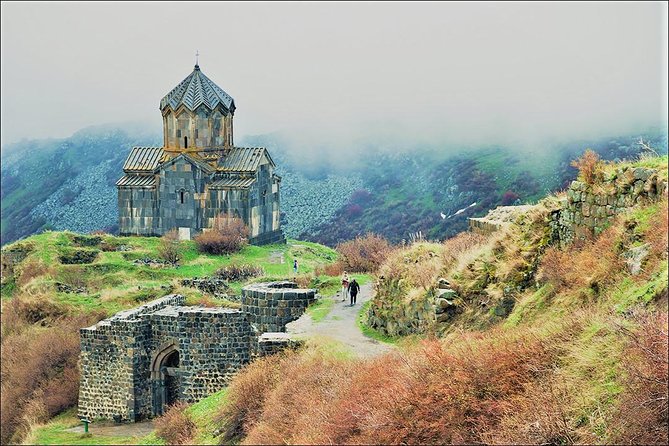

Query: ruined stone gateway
[
  {"left": 78, "top": 282, "right": 315, "bottom": 422},
  {"left": 117, "top": 63, "right": 284, "bottom": 245}
]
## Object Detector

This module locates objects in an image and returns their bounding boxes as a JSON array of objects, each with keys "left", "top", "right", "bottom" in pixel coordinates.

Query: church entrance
[{"left": 151, "top": 344, "right": 181, "bottom": 416}]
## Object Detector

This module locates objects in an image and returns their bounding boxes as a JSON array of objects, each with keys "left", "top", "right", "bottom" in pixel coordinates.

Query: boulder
[
  {"left": 437, "top": 288, "right": 457, "bottom": 299},
  {"left": 437, "top": 278, "right": 450, "bottom": 289},
  {"left": 624, "top": 243, "right": 651, "bottom": 276}
]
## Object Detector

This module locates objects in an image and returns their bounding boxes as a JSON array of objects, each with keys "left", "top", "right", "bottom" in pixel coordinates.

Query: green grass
[
  {"left": 307, "top": 297, "right": 336, "bottom": 322},
  {"left": 609, "top": 260, "right": 668, "bottom": 313},
  {"left": 2, "top": 232, "right": 340, "bottom": 317},
  {"left": 504, "top": 284, "right": 553, "bottom": 328},
  {"left": 27, "top": 409, "right": 145, "bottom": 445},
  {"left": 184, "top": 389, "right": 228, "bottom": 444}
]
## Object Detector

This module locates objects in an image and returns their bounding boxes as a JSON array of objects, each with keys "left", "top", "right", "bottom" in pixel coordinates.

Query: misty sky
[{"left": 1, "top": 2, "right": 667, "bottom": 149}]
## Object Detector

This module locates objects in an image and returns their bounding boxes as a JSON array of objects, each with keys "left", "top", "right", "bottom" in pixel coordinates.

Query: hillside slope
[
  {"left": 0, "top": 232, "right": 339, "bottom": 444},
  {"left": 3, "top": 125, "right": 666, "bottom": 246},
  {"left": 134, "top": 155, "right": 667, "bottom": 445}
]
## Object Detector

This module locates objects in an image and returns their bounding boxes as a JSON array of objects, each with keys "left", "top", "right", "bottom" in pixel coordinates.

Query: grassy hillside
[
  {"left": 0, "top": 232, "right": 341, "bottom": 444},
  {"left": 111, "top": 155, "right": 668, "bottom": 445}
]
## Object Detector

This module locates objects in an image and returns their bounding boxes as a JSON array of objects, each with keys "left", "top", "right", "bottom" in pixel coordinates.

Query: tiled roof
[
  {"left": 160, "top": 65, "right": 235, "bottom": 113},
  {"left": 116, "top": 174, "right": 156, "bottom": 188},
  {"left": 218, "top": 147, "right": 269, "bottom": 172},
  {"left": 123, "top": 147, "right": 165, "bottom": 172},
  {"left": 209, "top": 177, "right": 256, "bottom": 189},
  {"left": 156, "top": 153, "right": 215, "bottom": 174}
]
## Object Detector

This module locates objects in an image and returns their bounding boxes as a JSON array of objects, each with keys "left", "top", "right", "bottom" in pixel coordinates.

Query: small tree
[
  {"left": 158, "top": 229, "right": 181, "bottom": 265},
  {"left": 571, "top": 149, "right": 604, "bottom": 185},
  {"left": 336, "top": 233, "right": 392, "bottom": 273},
  {"left": 195, "top": 213, "right": 250, "bottom": 255}
]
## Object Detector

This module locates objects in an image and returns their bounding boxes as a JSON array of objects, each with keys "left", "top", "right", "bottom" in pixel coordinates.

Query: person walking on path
[
  {"left": 341, "top": 271, "right": 350, "bottom": 302},
  {"left": 293, "top": 259, "right": 299, "bottom": 275},
  {"left": 348, "top": 278, "right": 360, "bottom": 306}
]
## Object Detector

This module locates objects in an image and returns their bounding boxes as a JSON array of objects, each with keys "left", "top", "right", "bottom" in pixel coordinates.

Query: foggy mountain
[{"left": 1, "top": 123, "right": 666, "bottom": 246}]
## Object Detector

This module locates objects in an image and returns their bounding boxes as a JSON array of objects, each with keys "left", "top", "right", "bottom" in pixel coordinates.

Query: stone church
[{"left": 117, "top": 63, "right": 284, "bottom": 245}]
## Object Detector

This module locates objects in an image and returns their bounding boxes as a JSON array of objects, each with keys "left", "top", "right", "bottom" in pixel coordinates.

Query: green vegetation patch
[{"left": 610, "top": 261, "right": 668, "bottom": 313}]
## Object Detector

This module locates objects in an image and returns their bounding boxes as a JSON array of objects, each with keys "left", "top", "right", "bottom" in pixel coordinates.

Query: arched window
[
  {"left": 184, "top": 136, "right": 188, "bottom": 148},
  {"left": 180, "top": 190, "right": 185, "bottom": 204}
]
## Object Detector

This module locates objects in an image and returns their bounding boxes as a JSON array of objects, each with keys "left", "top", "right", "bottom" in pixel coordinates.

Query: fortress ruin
[{"left": 78, "top": 282, "right": 315, "bottom": 422}]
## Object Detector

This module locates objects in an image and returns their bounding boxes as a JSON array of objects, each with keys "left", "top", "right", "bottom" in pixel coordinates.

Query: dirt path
[
  {"left": 287, "top": 283, "right": 395, "bottom": 358},
  {"left": 65, "top": 419, "right": 155, "bottom": 437}
]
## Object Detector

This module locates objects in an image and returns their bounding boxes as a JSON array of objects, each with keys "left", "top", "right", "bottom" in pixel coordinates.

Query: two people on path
[
  {"left": 341, "top": 271, "right": 350, "bottom": 302},
  {"left": 348, "top": 278, "right": 360, "bottom": 306}
]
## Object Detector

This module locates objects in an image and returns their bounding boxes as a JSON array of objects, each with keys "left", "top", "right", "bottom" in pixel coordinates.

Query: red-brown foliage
[
  {"left": 154, "top": 402, "right": 196, "bottom": 445},
  {"left": 538, "top": 223, "right": 624, "bottom": 294},
  {"left": 336, "top": 233, "right": 393, "bottom": 273},
  {"left": 645, "top": 197, "right": 669, "bottom": 258},
  {"left": 571, "top": 149, "right": 604, "bottom": 185},
  {"left": 195, "top": 214, "right": 249, "bottom": 255},
  {"left": 609, "top": 311, "right": 668, "bottom": 445},
  {"left": 16, "top": 258, "right": 51, "bottom": 287},
  {"left": 502, "top": 190, "right": 520, "bottom": 206},
  {"left": 0, "top": 306, "right": 104, "bottom": 444},
  {"left": 216, "top": 325, "right": 576, "bottom": 445}
]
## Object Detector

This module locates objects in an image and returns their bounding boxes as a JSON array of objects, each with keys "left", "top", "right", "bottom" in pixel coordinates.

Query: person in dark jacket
[{"left": 348, "top": 278, "right": 360, "bottom": 306}]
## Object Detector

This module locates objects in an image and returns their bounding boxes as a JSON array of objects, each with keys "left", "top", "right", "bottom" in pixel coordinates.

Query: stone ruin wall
[
  {"left": 78, "top": 295, "right": 185, "bottom": 422},
  {"left": 79, "top": 282, "right": 317, "bottom": 422},
  {"left": 551, "top": 166, "right": 667, "bottom": 246},
  {"left": 241, "top": 281, "right": 316, "bottom": 333}
]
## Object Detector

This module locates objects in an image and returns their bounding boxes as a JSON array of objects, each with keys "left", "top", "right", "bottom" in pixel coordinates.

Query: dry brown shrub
[
  {"left": 154, "top": 402, "right": 196, "bottom": 445},
  {"left": 195, "top": 214, "right": 249, "bottom": 255},
  {"left": 608, "top": 311, "right": 668, "bottom": 445},
  {"left": 336, "top": 233, "right": 392, "bottom": 273},
  {"left": 16, "top": 258, "right": 51, "bottom": 287},
  {"left": 324, "top": 261, "right": 344, "bottom": 276},
  {"left": 217, "top": 324, "right": 574, "bottom": 445},
  {"left": 157, "top": 229, "right": 182, "bottom": 264},
  {"left": 294, "top": 274, "right": 313, "bottom": 289},
  {"left": 538, "top": 223, "right": 624, "bottom": 294},
  {"left": 215, "top": 353, "right": 285, "bottom": 443},
  {"left": 0, "top": 311, "right": 104, "bottom": 444},
  {"left": 442, "top": 231, "right": 489, "bottom": 268},
  {"left": 571, "top": 149, "right": 605, "bottom": 185}
]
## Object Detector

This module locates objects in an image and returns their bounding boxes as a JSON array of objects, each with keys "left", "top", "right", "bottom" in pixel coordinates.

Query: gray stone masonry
[{"left": 79, "top": 282, "right": 316, "bottom": 422}]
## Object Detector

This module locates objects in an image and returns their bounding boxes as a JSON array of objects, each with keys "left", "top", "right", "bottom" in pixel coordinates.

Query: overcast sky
[{"left": 1, "top": 2, "right": 667, "bottom": 149}]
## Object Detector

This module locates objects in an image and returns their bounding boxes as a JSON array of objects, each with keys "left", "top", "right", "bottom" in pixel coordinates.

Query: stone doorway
[{"left": 151, "top": 344, "right": 180, "bottom": 416}]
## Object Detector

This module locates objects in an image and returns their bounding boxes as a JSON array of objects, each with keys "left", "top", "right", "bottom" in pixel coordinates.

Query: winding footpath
[{"left": 286, "top": 283, "right": 395, "bottom": 358}]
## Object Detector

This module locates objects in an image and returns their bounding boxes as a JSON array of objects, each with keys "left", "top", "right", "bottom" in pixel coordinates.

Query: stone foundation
[{"left": 241, "top": 281, "right": 317, "bottom": 333}]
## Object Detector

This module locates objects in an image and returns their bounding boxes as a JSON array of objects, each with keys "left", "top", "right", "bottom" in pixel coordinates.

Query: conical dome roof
[{"left": 160, "top": 65, "right": 235, "bottom": 113}]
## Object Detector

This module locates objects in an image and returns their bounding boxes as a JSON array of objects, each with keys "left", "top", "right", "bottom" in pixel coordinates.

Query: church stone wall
[
  {"left": 118, "top": 187, "right": 159, "bottom": 236},
  {"left": 157, "top": 158, "right": 211, "bottom": 236}
]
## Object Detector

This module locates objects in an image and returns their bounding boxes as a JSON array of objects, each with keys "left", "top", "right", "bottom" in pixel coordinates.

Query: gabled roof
[
  {"left": 116, "top": 174, "right": 156, "bottom": 188},
  {"left": 156, "top": 153, "right": 215, "bottom": 174},
  {"left": 160, "top": 65, "right": 235, "bottom": 113},
  {"left": 218, "top": 147, "right": 274, "bottom": 172},
  {"left": 209, "top": 177, "right": 256, "bottom": 189},
  {"left": 123, "top": 147, "right": 165, "bottom": 173}
]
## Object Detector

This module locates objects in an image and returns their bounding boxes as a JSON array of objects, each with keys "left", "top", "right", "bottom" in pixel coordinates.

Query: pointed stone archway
[{"left": 150, "top": 343, "right": 181, "bottom": 416}]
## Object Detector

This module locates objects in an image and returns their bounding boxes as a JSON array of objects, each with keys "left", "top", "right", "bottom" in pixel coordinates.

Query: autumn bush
[
  {"left": 0, "top": 309, "right": 104, "bottom": 444},
  {"left": 214, "top": 324, "right": 577, "bottom": 445},
  {"left": 16, "top": 258, "right": 51, "bottom": 287},
  {"left": 154, "top": 402, "right": 197, "bottom": 445},
  {"left": 157, "top": 229, "right": 182, "bottom": 265},
  {"left": 195, "top": 214, "right": 249, "bottom": 255},
  {"left": 537, "top": 222, "right": 624, "bottom": 294},
  {"left": 571, "top": 148, "right": 605, "bottom": 185},
  {"left": 608, "top": 311, "right": 668, "bottom": 445},
  {"left": 215, "top": 263, "right": 264, "bottom": 282},
  {"left": 336, "top": 233, "right": 392, "bottom": 273}
]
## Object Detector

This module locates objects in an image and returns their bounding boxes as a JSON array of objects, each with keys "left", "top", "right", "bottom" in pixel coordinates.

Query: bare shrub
[
  {"left": 608, "top": 311, "right": 668, "bottom": 445},
  {"left": 195, "top": 214, "right": 249, "bottom": 255},
  {"left": 0, "top": 312, "right": 104, "bottom": 444},
  {"left": 154, "top": 402, "right": 196, "bottom": 445},
  {"left": 215, "top": 353, "right": 285, "bottom": 443},
  {"left": 215, "top": 263, "right": 264, "bottom": 282},
  {"left": 157, "top": 229, "right": 182, "bottom": 265},
  {"left": 336, "top": 233, "right": 392, "bottom": 273},
  {"left": 571, "top": 149, "right": 604, "bottom": 185}
]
